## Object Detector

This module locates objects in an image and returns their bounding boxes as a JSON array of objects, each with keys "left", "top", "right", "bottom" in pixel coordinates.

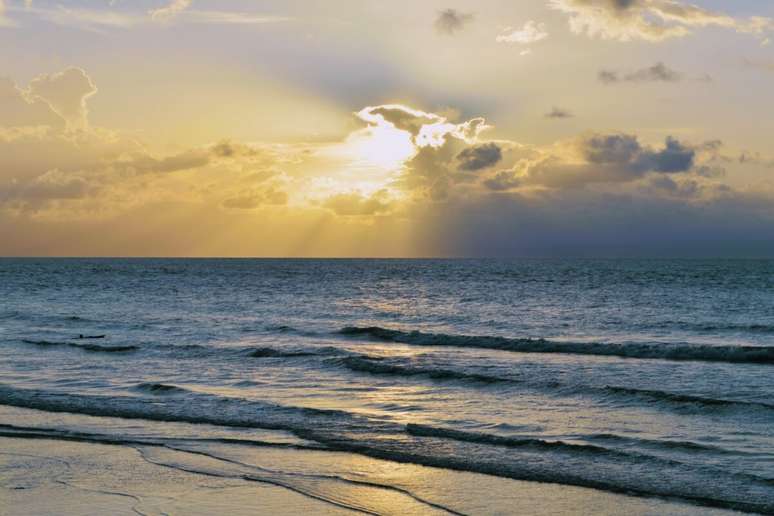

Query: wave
[
  {"left": 329, "top": 354, "right": 772, "bottom": 415},
  {"left": 0, "top": 384, "right": 771, "bottom": 513},
  {"left": 0, "top": 423, "right": 319, "bottom": 451},
  {"left": 249, "top": 347, "right": 319, "bottom": 358},
  {"left": 264, "top": 324, "right": 299, "bottom": 333},
  {"left": 14, "top": 338, "right": 341, "bottom": 360},
  {"left": 406, "top": 424, "right": 618, "bottom": 456},
  {"left": 332, "top": 356, "right": 509, "bottom": 384},
  {"left": 338, "top": 326, "right": 774, "bottom": 364},
  {"left": 133, "top": 382, "right": 189, "bottom": 395},
  {"left": 14, "top": 336, "right": 767, "bottom": 415},
  {"left": 583, "top": 433, "right": 755, "bottom": 456},
  {"left": 658, "top": 321, "right": 774, "bottom": 334},
  {"left": 0, "top": 384, "right": 377, "bottom": 436},
  {"left": 20, "top": 339, "right": 138, "bottom": 353},
  {"left": 601, "top": 385, "right": 774, "bottom": 411}
]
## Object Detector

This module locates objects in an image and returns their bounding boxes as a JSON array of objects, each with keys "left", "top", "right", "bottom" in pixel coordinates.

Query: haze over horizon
[{"left": 2, "top": 0, "right": 774, "bottom": 257}]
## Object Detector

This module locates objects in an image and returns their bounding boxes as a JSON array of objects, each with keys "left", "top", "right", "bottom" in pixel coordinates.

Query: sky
[{"left": 2, "top": 0, "right": 774, "bottom": 257}]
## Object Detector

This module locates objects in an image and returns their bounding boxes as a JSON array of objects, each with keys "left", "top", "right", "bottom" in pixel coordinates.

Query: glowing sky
[{"left": 2, "top": 0, "right": 774, "bottom": 256}]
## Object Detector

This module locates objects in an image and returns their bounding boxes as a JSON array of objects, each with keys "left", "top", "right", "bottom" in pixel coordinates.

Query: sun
[{"left": 345, "top": 124, "right": 417, "bottom": 172}]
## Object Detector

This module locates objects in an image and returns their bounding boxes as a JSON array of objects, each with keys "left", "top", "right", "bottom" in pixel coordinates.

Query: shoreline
[{"left": 0, "top": 433, "right": 742, "bottom": 516}]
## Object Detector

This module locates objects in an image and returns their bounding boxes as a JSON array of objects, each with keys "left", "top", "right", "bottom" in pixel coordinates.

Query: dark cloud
[
  {"left": 457, "top": 143, "right": 502, "bottom": 171},
  {"left": 581, "top": 133, "right": 694, "bottom": 176},
  {"left": 599, "top": 62, "right": 682, "bottom": 83},
  {"left": 434, "top": 9, "right": 474, "bottom": 35},
  {"left": 582, "top": 133, "right": 642, "bottom": 164},
  {"left": 611, "top": 0, "right": 639, "bottom": 9},
  {"left": 639, "top": 136, "right": 695, "bottom": 173},
  {"left": 597, "top": 70, "right": 619, "bottom": 84},
  {"left": 545, "top": 107, "right": 574, "bottom": 119},
  {"left": 578, "top": 133, "right": 694, "bottom": 174},
  {"left": 487, "top": 133, "right": 697, "bottom": 190},
  {"left": 210, "top": 140, "right": 262, "bottom": 158},
  {"left": 484, "top": 170, "right": 522, "bottom": 191}
]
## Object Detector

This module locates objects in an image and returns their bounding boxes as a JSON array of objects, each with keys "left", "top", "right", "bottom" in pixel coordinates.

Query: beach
[{"left": 1, "top": 407, "right": 741, "bottom": 516}]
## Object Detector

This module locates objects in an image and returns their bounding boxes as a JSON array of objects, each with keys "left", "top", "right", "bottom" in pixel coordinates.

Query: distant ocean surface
[{"left": 1, "top": 259, "right": 773, "bottom": 513}]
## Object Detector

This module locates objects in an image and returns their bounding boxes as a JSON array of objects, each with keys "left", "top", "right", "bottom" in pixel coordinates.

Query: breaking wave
[{"left": 338, "top": 326, "right": 774, "bottom": 364}]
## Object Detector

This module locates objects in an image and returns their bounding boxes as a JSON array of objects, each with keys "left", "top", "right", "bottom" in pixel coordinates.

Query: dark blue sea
[{"left": 1, "top": 259, "right": 773, "bottom": 513}]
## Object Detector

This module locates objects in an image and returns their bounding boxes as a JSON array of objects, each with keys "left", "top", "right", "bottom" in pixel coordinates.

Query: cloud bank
[
  {"left": 550, "top": 0, "right": 773, "bottom": 42},
  {"left": 1, "top": 68, "right": 773, "bottom": 257}
]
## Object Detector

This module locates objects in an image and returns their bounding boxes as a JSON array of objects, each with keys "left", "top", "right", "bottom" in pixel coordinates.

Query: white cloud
[
  {"left": 149, "top": 0, "right": 191, "bottom": 22},
  {"left": 497, "top": 20, "right": 549, "bottom": 44},
  {"left": 28, "top": 68, "right": 97, "bottom": 131},
  {"left": 17, "top": 2, "right": 289, "bottom": 30}
]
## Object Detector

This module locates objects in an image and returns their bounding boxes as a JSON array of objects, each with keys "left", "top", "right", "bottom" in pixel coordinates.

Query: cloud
[
  {"left": 182, "top": 11, "right": 291, "bottom": 25},
  {"left": 357, "top": 104, "right": 445, "bottom": 137},
  {"left": 550, "top": 0, "right": 773, "bottom": 42},
  {"left": 323, "top": 191, "right": 391, "bottom": 216},
  {"left": 222, "top": 187, "right": 287, "bottom": 210},
  {"left": 545, "top": 106, "right": 574, "bottom": 119},
  {"left": 0, "top": 169, "right": 93, "bottom": 210},
  {"left": 599, "top": 62, "right": 682, "bottom": 83},
  {"left": 18, "top": 3, "right": 289, "bottom": 31},
  {"left": 3, "top": 65, "right": 774, "bottom": 257},
  {"left": 0, "top": 77, "right": 64, "bottom": 129},
  {"left": 27, "top": 68, "right": 97, "bottom": 130},
  {"left": 114, "top": 149, "right": 211, "bottom": 175},
  {"left": 457, "top": 143, "right": 503, "bottom": 171},
  {"left": 355, "top": 104, "right": 495, "bottom": 199},
  {"left": 30, "top": 6, "right": 140, "bottom": 31},
  {"left": 485, "top": 133, "right": 697, "bottom": 190},
  {"left": 210, "top": 140, "right": 264, "bottom": 159},
  {"left": 150, "top": 0, "right": 191, "bottom": 22},
  {"left": 0, "top": 68, "right": 295, "bottom": 216},
  {"left": 496, "top": 20, "right": 549, "bottom": 44},
  {"left": 484, "top": 169, "right": 524, "bottom": 191},
  {"left": 435, "top": 9, "right": 474, "bottom": 35},
  {"left": 112, "top": 139, "right": 278, "bottom": 176}
]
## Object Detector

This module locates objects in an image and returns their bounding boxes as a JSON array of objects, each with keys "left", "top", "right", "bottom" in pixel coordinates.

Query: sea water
[{"left": 1, "top": 259, "right": 772, "bottom": 513}]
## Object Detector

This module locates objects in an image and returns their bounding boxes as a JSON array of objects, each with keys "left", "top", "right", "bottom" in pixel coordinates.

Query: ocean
[{"left": 1, "top": 258, "right": 773, "bottom": 514}]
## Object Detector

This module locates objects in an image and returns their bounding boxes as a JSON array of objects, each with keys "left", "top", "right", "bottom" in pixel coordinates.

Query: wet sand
[{"left": 1, "top": 434, "right": 741, "bottom": 515}]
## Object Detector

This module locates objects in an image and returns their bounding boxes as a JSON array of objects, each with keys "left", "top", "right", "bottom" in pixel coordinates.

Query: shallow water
[{"left": 1, "top": 258, "right": 773, "bottom": 513}]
